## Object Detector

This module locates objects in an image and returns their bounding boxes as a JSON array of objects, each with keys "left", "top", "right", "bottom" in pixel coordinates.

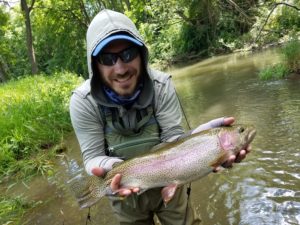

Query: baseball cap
[{"left": 92, "top": 34, "right": 143, "bottom": 57}]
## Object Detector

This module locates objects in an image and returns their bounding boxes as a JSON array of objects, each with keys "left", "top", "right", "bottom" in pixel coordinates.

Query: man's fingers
[
  {"left": 118, "top": 188, "right": 132, "bottom": 196},
  {"left": 110, "top": 174, "right": 140, "bottom": 196},
  {"left": 223, "top": 117, "right": 235, "bottom": 126},
  {"left": 132, "top": 187, "right": 140, "bottom": 193},
  {"left": 235, "top": 149, "right": 247, "bottom": 163},
  {"left": 222, "top": 155, "right": 236, "bottom": 168},
  {"left": 111, "top": 174, "right": 122, "bottom": 191},
  {"left": 91, "top": 167, "right": 106, "bottom": 177},
  {"left": 116, "top": 187, "right": 139, "bottom": 196}
]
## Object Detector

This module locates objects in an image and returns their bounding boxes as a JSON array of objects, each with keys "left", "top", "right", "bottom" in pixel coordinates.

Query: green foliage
[
  {"left": 176, "top": 24, "right": 208, "bottom": 55},
  {"left": 0, "top": 5, "right": 14, "bottom": 81},
  {"left": 1, "top": 5, "right": 31, "bottom": 77},
  {"left": 127, "top": 0, "right": 261, "bottom": 65},
  {"left": 258, "top": 39, "right": 300, "bottom": 80},
  {"left": 1, "top": 0, "right": 299, "bottom": 76},
  {"left": 282, "top": 39, "right": 300, "bottom": 73},
  {"left": 0, "top": 72, "right": 83, "bottom": 179},
  {"left": 274, "top": 6, "right": 300, "bottom": 32},
  {"left": 253, "top": 2, "right": 300, "bottom": 46},
  {"left": 258, "top": 63, "right": 289, "bottom": 80},
  {"left": 32, "top": 0, "right": 89, "bottom": 77},
  {"left": 0, "top": 195, "right": 41, "bottom": 225}
]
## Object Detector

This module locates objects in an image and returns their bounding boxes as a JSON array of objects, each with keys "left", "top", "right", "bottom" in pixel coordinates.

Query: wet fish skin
[{"left": 69, "top": 125, "right": 256, "bottom": 209}]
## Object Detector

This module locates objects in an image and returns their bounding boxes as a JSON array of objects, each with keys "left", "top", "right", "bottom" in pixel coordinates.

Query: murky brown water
[
  {"left": 5, "top": 48, "right": 300, "bottom": 225},
  {"left": 171, "top": 49, "right": 300, "bottom": 225}
]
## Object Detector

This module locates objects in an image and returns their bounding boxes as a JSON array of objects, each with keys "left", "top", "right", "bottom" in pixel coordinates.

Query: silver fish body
[{"left": 69, "top": 125, "right": 256, "bottom": 208}]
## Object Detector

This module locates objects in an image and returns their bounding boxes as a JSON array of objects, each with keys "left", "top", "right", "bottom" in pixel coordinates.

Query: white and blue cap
[{"left": 92, "top": 34, "right": 143, "bottom": 57}]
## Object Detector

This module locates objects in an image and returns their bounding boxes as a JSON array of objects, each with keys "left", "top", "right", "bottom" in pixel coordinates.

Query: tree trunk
[
  {"left": 20, "top": 0, "right": 38, "bottom": 75},
  {"left": 0, "top": 60, "right": 8, "bottom": 82},
  {"left": 79, "top": 0, "right": 91, "bottom": 26}
]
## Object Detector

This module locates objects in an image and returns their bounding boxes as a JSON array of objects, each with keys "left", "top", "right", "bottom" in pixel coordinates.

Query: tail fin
[{"left": 67, "top": 171, "right": 107, "bottom": 209}]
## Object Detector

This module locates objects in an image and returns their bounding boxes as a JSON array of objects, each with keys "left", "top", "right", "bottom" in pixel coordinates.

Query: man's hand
[{"left": 91, "top": 167, "right": 139, "bottom": 196}]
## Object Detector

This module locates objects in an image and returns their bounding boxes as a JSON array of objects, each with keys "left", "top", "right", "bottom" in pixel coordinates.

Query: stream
[{"left": 5, "top": 48, "right": 300, "bottom": 225}]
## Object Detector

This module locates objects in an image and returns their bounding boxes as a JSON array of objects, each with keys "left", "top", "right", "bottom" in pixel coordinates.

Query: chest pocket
[{"left": 98, "top": 105, "right": 161, "bottom": 160}]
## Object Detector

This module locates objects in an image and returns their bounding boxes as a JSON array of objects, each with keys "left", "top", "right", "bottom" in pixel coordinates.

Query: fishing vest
[{"left": 98, "top": 104, "right": 161, "bottom": 160}]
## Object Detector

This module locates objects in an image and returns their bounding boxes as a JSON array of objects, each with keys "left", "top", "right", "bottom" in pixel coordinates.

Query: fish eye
[{"left": 238, "top": 127, "right": 245, "bottom": 133}]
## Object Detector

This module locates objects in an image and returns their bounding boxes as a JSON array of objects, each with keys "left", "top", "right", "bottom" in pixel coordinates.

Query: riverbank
[
  {"left": 0, "top": 72, "right": 83, "bottom": 181},
  {"left": 154, "top": 33, "right": 300, "bottom": 72},
  {"left": 0, "top": 72, "right": 83, "bottom": 224}
]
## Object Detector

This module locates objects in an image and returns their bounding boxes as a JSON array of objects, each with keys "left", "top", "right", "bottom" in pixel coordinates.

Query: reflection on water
[
  {"left": 5, "top": 48, "right": 299, "bottom": 225},
  {"left": 172, "top": 48, "right": 300, "bottom": 225}
]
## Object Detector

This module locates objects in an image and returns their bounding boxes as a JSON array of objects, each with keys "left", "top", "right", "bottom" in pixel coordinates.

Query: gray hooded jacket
[{"left": 69, "top": 9, "right": 184, "bottom": 175}]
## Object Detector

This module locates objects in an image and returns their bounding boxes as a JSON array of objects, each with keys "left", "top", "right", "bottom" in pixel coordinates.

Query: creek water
[{"left": 6, "top": 48, "right": 300, "bottom": 225}]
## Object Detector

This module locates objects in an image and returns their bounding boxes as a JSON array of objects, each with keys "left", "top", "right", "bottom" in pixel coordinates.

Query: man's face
[{"left": 96, "top": 40, "right": 142, "bottom": 97}]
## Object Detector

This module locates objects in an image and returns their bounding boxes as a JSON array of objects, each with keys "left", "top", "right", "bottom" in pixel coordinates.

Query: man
[{"left": 69, "top": 9, "right": 249, "bottom": 225}]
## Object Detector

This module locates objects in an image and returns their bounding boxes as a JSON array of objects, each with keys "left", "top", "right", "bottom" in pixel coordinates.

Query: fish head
[{"left": 217, "top": 125, "right": 256, "bottom": 154}]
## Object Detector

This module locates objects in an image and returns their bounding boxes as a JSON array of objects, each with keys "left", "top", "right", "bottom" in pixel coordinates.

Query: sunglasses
[{"left": 96, "top": 46, "right": 140, "bottom": 66}]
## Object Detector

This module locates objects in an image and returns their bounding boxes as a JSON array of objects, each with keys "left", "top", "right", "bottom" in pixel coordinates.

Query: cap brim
[{"left": 92, "top": 34, "right": 143, "bottom": 56}]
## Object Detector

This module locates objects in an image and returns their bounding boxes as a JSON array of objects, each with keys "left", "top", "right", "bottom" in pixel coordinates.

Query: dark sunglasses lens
[
  {"left": 120, "top": 47, "right": 139, "bottom": 63},
  {"left": 97, "top": 54, "right": 117, "bottom": 66},
  {"left": 96, "top": 47, "right": 139, "bottom": 65}
]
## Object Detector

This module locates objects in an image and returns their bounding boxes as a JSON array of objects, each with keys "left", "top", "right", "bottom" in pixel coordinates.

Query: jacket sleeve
[
  {"left": 69, "top": 91, "right": 122, "bottom": 175},
  {"left": 153, "top": 73, "right": 185, "bottom": 142}
]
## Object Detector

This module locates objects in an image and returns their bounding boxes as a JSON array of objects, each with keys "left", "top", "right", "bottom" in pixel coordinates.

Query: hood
[
  {"left": 87, "top": 9, "right": 147, "bottom": 80},
  {"left": 86, "top": 9, "right": 152, "bottom": 109}
]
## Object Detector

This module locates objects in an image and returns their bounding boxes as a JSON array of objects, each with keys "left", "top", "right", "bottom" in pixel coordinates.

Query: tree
[
  {"left": 1, "top": 0, "right": 299, "bottom": 78},
  {"left": 20, "top": 0, "right": 38, "bottom": 74},
  {"left": 255, "top": 2, "right": 300, "bottom": 42},
  {"left": 0, "top": 4, "right": 11, "bottom": 82}
]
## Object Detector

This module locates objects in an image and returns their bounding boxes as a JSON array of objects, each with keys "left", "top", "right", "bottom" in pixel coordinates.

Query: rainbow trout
[{"left": 69, "top": 125, "right": 256, "bottom": 209}]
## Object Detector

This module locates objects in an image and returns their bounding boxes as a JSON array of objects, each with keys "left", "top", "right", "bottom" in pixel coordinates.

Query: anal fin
[{"left": 161, "top": 184, "right": 178, "bottom": 206}]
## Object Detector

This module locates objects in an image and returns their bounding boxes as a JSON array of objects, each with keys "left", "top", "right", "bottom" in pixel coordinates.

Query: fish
[{"left": 68, "top": 124, "right": 256, "bottom": 209}]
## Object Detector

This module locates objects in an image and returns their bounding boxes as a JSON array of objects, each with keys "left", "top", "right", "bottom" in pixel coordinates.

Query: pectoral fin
[
  {"left": 210, "top": 151, "right": 231, "bottom": 168},
  {"left": 161, "top": 184, "right": 178, "bottom": 205}
]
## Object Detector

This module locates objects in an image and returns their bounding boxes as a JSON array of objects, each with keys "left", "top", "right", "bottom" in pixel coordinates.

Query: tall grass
[
  {"left": 0, "top": 72, "right": 83, "bottom": 180},
  {"left": 259, "top": 39, "right": 300, "bottom": 80},
  {"left": 258, "top": 63, "right": 289, "bottom": 80},
  {"left": 282, "top": 39, "right": 300, "bottom": 73},
  {"left": 0, "top": 195, "right": 41, "bottom": 225}
]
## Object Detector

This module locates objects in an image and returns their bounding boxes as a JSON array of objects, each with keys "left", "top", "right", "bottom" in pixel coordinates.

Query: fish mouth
[{"left": 247, "top": 128, "right": 257, "bottom": 144}]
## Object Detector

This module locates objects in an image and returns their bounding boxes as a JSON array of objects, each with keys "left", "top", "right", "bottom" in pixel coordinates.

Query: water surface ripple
[{"left": 172, "top": 49, "right": 300, "bottom": 225}]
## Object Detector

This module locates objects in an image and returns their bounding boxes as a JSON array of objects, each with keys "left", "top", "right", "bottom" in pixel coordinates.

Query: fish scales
[
  {"left": 68, "top": 125, "right": 256, "bottom": 209},
  {"left": 121, "top": 134, "right": 220, "bottom": 188}
]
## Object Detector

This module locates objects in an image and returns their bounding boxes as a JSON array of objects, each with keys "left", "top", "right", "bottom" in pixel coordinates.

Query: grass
[
  {"left": 259, "top": 39, "right": 300, "bottom": 80},
  {"left": 0, "top": 72, "right": 83, "bottom": 180},
  {"left": 258, "top": 63, "right": 289, "bottom": 80},
  {"left": 0, "top": 72, "right": 83, "bottom": 224},
  {"left": 282, "top": 39, "right": 300, "bottom": 73},
  {"left": 0, "top": 195, "right": 41, "bottom": 225}
]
